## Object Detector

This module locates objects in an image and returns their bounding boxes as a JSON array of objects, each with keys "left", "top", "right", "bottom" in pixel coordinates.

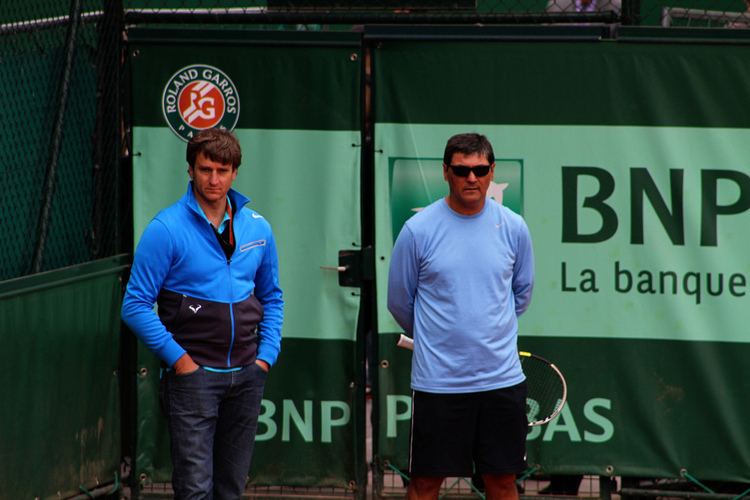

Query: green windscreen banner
[
  {"left": 0, "top": 256, "right": 126, "bottom": 499},
  {"left": 373, "top": 39, "right": 750, "bottom": 481},
  {"left": 128, "top": 29, "right": 365, "bottom": 490}
]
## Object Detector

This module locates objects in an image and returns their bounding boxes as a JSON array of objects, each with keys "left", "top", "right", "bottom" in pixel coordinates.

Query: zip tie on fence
[
  {"left": 680, "top": 468, "right": 715, "bottom": 494},
  {"left": 77, "top": 485, "right": 94, "bottom": 499},
  {"left": 462, "top": 477, "right": 486, "bottom": 499},
  {"left": 385, "top": 463, "right": 485, "bottom": 499},
  {"left": 107, "top": 472, "right": 120, "bottom": 494},
  {"left": 442, "top": 478, "right": 462, "bottom": 496},
  {"left": 439, "top": 477, "right": 485, "bottom": 500},
  {"left": 732, "top": 485, "right": 750, "bottom": 500},
  {"left": 517, "top": 465, "right": 540, "bottom": 483},
  {"left": 385, "top": 462, "right": 411, "bottom": 482},
  {"left": 77, "top": 472, "right": 119, "bottom": 499}
]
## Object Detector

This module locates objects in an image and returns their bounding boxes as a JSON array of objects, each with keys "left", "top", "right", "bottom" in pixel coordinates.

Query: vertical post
[
  {"left": 91, "top": 0, "right": 123, "bottom": 259},
  {"left": 621, "top": 0, "right": 641, "bottom": 25},
  {"left": 599, "top": 475, "right": 614, "bottom": 500},
  {"left": 31, "top": 0, "right": 82, "bottom": 274},
  {"left": 354, "top": 38, "right": 372, "bottom": 500},
  {"left": 361, "top": 40, "right": 380, "bottom": 500}
]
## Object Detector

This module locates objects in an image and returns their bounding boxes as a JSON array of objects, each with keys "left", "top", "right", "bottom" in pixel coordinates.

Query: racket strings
[{"left": 520, "top": 355, "right": 566, "bottom": 425}]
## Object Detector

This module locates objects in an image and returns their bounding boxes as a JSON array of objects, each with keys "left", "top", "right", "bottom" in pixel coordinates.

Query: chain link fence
[
  {"left": 1, "top": 0, "right": 747, "bottom": 281},
  {"left": 120, "top": 0, "right": 750, "bottom": 27},
  {"left": 0, "top": 0, "right": 124, "bottom": 282}
]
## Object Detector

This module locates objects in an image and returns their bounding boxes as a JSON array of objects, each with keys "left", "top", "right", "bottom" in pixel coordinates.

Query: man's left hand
[{"left": 255, "top": 359, "right": 270, "bottom": 373}]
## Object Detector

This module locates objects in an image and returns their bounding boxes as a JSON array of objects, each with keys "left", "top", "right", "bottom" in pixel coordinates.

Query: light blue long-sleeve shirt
[{"left": 387, "top": 198, "right": 534, "bottom": 393}]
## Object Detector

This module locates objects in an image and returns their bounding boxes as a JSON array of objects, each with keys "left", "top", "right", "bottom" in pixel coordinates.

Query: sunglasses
[{"left": 446, "top": 164, "right": 492, "bottom": 178}]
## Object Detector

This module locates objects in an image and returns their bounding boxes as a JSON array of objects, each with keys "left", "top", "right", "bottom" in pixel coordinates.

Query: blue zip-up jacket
[{"left": 121, "top": 183, "right": 283, "bottom": 369}]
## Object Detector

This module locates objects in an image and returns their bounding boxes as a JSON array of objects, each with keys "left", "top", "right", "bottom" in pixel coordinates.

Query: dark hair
[
  {"left": 186, "top": 128, "right": 242, "bottom": 170},
  {"left": 443, "top": 133, "right": 495, "bottom": 165}
]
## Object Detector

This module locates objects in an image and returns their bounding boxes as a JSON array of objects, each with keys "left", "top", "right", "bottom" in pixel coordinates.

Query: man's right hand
[{"left": 173, "top": 353, "right": 200, "bottom": 375}]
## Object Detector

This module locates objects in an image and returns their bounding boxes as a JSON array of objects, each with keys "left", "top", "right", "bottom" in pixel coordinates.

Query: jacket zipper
[
  {"left": 226, "top": 257, "right": 235, "bottom": 368},
  {"left": 189, "top": 193, "right": 239, "bottom": 368}
]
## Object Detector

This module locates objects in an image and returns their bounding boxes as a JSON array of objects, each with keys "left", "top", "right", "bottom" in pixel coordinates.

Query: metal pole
[
  {"left": 124, "top": 9, "right": 618, "bottom": 25},
  {"left": 31, "top": 0, "right": 82, "bottom": 273},
  {"left": 0, "top": 10, "right": 100, "bottom": 35},
  {"left": 621, "top": 0, "right": 641, "bottom": 25},
  {"left": 91, "top": 0, "right": 123, "bottom": 259},
  {"left": 599, "top": 476, "right": 614, "bottom": 500},
  {"left": 620, "top": 488, "right": 743, "bottom": 499}
]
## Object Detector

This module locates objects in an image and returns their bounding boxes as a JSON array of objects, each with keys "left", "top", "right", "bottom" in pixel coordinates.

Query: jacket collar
[{"left": 184, "top": 181, "right": 251, "bottom": 218}]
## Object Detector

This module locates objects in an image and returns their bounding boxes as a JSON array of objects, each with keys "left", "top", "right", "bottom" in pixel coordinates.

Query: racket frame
[
  {"left": 396, "top": 335, "right": 568, "bottom": 427},
  {"left": 519, "top": 350, "right": 568, "bottom": 426}
]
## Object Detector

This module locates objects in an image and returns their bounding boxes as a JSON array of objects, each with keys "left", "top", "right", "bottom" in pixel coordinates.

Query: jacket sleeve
[
  {"left": 121, "top": 219, "right": 186, "bottom": 367},
  {"left": 254, "top": 228, "right": 284, "bottom": 367},
  {"left": 512, "top": 218, "right": 535, "bottom": 316},
  {"left": 387, "top": 225, "right": 419, "bottom": 335}
]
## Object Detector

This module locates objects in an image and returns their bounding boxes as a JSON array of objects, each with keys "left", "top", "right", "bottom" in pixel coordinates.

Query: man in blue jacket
[
  {"left": 122, "top": 128, "right": 283, "bottom": 500},
  {"left": 388, "top": 133, "right": 534, "bottom": 500}
]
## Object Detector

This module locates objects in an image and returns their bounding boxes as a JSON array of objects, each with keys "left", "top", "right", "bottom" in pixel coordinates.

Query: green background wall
[
  {"left": 373, "top": 38, "right": 750, "bottom": 481},
  {"left": 0, "top": 256, "right": 127, "bottom": 499}
]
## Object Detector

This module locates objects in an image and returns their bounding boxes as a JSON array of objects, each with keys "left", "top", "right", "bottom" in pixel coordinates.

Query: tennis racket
[{"left": 396, "top": 334, "right": 568, "bottom": 427}]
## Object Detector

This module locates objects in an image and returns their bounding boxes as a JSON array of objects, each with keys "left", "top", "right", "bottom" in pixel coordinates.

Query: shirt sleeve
[
  {"left": 121, "top": 219, "right": 186, "bottom": 367},
  {"left": 387, "top": 224, "right": 419, "bottom": 335},
  {"left": 254, "top": 228, "right": 284, "bottom": 367},
  {"left": 512, "top": 218, "right": 535, "bottom": 316}
]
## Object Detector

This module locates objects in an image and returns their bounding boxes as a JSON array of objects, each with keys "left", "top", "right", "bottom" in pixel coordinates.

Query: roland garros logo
[{"left": 162, "top": 64, "right": 240, "bottom": 141}]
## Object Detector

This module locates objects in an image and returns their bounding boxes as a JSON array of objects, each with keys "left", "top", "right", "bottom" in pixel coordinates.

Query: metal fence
[
  {"left": 121, "top": 0, "right": 750, "bottom": 28},
  {"left": 2, "top": 0, "right": 748, "bottom": 280},
  {"left": 0, "top": 1, "right": 124, "bottom": 282}
]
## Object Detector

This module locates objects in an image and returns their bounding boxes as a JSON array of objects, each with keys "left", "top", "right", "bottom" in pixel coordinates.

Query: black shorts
[{"left": 409, "top": 381, "right": 528, "bottom": 477}]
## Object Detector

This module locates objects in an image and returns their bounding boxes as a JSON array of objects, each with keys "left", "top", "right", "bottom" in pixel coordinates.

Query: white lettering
[
  {"left": 542, "top": 403, "right": 582, "bottom": 442},
  {"left": 255, "top": 400, "right": 277, "bottom": 441},
  {"left": 282, "top": 400, "right": 313, "bottom": 442},
  {"left": 386, "top": 395, "right": 411, "bottom": 438},
  {"left": 583, "top": 398, "right": 614, "bottom": 443},
  {"left": 255, "top": 399, "right": 353, "bottom": 443},
  {"left": 321, "top": 401, "right": 350, "bottom": 443}
]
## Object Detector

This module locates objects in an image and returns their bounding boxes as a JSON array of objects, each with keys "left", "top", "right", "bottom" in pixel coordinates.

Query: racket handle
[{"left": 396, "top": 334, "right": 414, "bottom": 351}]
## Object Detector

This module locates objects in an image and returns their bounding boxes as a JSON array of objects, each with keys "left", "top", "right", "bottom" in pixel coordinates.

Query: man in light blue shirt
[{"left": 388, "top": 133, "right": 534, "bottom": 500}]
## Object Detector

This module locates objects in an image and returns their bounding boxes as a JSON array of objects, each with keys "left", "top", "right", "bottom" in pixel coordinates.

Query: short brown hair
[
  {"left": 443, "top": 133, "right": 495, "bottom": 166},
  {"left": 186, "top": 128, "right": 242, "bottom": 170}
]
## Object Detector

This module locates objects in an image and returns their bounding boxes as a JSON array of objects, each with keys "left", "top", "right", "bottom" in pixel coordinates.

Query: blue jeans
[{"left": 161, "top": 363, "right": 267, "bottom": 500}]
